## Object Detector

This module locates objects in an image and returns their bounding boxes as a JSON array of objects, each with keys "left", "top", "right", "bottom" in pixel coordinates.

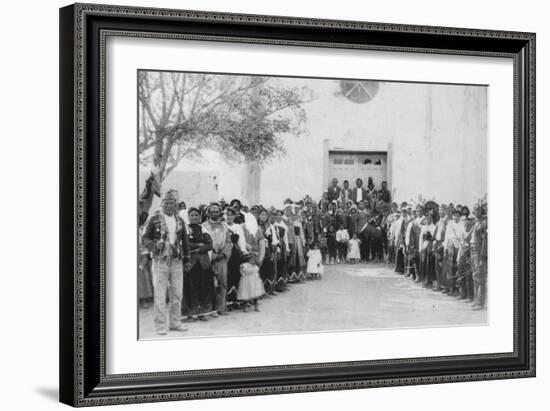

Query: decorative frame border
[{"left": 59, "top": 3, "right": 535, "bottom": 407}]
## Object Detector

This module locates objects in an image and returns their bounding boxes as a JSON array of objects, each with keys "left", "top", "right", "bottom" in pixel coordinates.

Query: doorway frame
[{"left": 323, "top": 144, "right": 393, "bottom": 195}]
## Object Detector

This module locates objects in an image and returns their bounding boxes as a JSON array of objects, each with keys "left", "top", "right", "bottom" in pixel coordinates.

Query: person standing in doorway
[
  {"left": 378, "top": 181, "right": 391, "bottom": 203},
  {"left": 351, "top": 178, "right": 368, "bottom": 205},
  {"left": 327, "top": 178, "right": 341, "bottom": 202},
  {"left": 365, "top": 177, "right": 376, "bottom": 208},
  {"left": 340, "top": 180, "right": 352, "bottom": 204}
]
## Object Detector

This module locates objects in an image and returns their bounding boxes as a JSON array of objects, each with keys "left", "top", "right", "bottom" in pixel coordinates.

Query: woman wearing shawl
[
  {"left": 257, "top": 208, "right": 277, "bottom": 293},
  {"left": 418, "top": 214, "right": 437, "bottom": 287},
  {"left": 274, "top": 210, "right": 290, "bottom": 292},
  {"left": 226, "top": 207, "right": 247, "bottom": 307},
  {"left": 284, "top": 206, "right": 307, "bottom": 282},
  {"left": 181, "top": 207, "right": 215, "bottom": 321},
  {"left": 242, "top": 207, "right": 266, "bottom": 266}
]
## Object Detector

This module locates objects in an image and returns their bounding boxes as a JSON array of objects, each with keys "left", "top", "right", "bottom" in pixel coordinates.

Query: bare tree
[{"left": 138, "top": 71, "right": 314, "bottom": 181}]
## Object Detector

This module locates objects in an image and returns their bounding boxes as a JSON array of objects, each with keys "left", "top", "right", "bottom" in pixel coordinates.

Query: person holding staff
[{"left": 141, "top": 189, "right": 191, "bottom": 335}]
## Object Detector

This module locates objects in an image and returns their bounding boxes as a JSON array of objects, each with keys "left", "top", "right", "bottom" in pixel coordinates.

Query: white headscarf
[
  {"left": 243, "top": 211, "right": 259, "bottom": 236},
  {"left": 178, "top": 209, "right": 189, "bottom": 225}
]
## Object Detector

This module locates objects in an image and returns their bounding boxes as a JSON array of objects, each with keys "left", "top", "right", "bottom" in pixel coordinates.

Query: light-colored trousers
[
  {"left": 212, "top": 258, "right": 228, "bottom": 312},
  {"left": 152, "top": 258, "right": 183, "bottom": 332}
]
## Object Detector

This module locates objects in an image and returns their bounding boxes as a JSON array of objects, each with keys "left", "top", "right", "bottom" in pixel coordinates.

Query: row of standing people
[
  {"left": 138, "top": 186, "right": 487, "bottom": 335},
  {"left": 385, "top": 202, "right": 488, "bottom": 311},
  {"left": 139, "top": 192, "right": 330, "bottom": 335}
]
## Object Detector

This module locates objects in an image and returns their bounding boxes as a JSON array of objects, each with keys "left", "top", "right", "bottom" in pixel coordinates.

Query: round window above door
[{"left": 339, "top": 80, "right": 380, "bottom": 103}]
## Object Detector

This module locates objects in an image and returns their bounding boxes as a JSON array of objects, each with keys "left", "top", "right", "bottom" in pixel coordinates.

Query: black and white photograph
[
  {"left": 137, "top": 70, "right": 488, "bottom": 339},
  {"left": 52, "top": 1, "right": 537, "bottom": 407}
]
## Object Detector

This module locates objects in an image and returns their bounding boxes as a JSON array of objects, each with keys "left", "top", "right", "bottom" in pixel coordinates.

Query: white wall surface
[
  {"left": 261, "top": 81, "right": 487, "bottom": 206},
  {"left": 149, "top": 79, "right": 487, "bottom": 208},
  {"left": 0, "top": 0, "right": 546, "bottom": 410}
]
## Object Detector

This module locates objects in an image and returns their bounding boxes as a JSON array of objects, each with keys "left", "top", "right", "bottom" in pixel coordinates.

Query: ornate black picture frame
[{"left": 59, "top": 3, "right": 535, "bottom": 407}]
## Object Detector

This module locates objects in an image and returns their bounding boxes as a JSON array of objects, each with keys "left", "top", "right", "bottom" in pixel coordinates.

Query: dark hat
[
  {"left": 187, "top": 207, "right": 200, "bottom": 215},
  {"left": 230, "top": 198, "right": 242, "bottom": 207}
]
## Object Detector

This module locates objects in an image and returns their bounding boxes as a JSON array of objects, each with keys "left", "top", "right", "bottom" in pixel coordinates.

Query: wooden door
[
  {"left": 356, "top": 153, "right": 387, "bottom": 189},
  {"left": 329, "top": 152, "right": 387, "bottom": 190},
  {"left": 329, "top": 153, "right": 357, "bottom": 186}
]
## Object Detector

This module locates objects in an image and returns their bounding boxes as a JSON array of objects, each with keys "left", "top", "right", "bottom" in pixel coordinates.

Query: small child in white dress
[
  {"left": 306, "top": 242, "right": 324, "bottom": 279},
  {"left": 347, "top": 233, "right": 361, "bottom": 263},
  {"left": 237, "top": 255, "right": 265, "bottom": 312}
]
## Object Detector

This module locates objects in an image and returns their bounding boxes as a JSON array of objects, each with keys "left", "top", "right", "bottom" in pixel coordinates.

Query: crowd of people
[{"left": 138, "top": 176, "right": 488, "bottom": 336}]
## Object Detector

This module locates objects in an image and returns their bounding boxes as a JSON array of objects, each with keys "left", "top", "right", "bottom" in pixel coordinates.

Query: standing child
[
  {"left": 237, "top": 254, "right": 265, "bottom": 312},
  {"left": 335, "top": 223, "right": 350, "bottom": 263},
  {"left": 326, "top": 224, "right": 338, "bottom": 265},
  {"left": 348, "top": 233, "right": 361, "bottom": 263},
  {"left": 319, "top": 228, "right": 328, "bottom": 265},
  {"left": 306, "top": 242, "right": 324, "bottom": 279}
]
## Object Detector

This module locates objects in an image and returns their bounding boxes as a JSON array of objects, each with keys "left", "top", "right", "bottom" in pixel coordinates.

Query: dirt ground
[{"left": 138, "top": 262, "right": 486, "bottom": 340}]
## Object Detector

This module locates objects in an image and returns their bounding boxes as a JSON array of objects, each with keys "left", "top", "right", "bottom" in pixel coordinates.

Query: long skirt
[
  {"left": 181, "top": 262, "right": 215, "bottom": 316},
  {"left": 288, "top": 239, "right": 307, "bottom": 281},
  {"left": 419, "top": 248, "right": 436, "bottom": 285},
  {"left": 387, "top": 242, "right": 396, "bottom": 264},
  {"left": 275, "top": 244, "right": 288, "bottom": 291},
  {"left": 260, "top": 247, "right": 277, "bottom": 293},
  {"left": 137, "top": 253, "right": 153, "bottom": 300},
  {"left": 226, "top": 247, "right": 242, "bottom": 304},
  {"left": 406, "top": 249, "right": 420, "bottom": 277},
  {"left": 394, "top": 246, "right": 405, "bottom": 273}
]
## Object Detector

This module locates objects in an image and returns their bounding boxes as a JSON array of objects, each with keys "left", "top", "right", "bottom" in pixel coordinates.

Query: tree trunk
[{"left": 241, "top": 161, "right": 261, "bottom": 206}]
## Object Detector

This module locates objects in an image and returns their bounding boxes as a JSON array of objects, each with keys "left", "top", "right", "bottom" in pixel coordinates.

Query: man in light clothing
[
  {"left": 202, "top": 204, "right": 233, "bottom": 316},
  {"left": 433, "top": 204, "right": 449, "bottom": 291},
  {"left": 444, "top": 208, "right": 465, "bottom": 294},
  {"left": 142, "top": 189, "right": 191, "bottom": 335}
]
